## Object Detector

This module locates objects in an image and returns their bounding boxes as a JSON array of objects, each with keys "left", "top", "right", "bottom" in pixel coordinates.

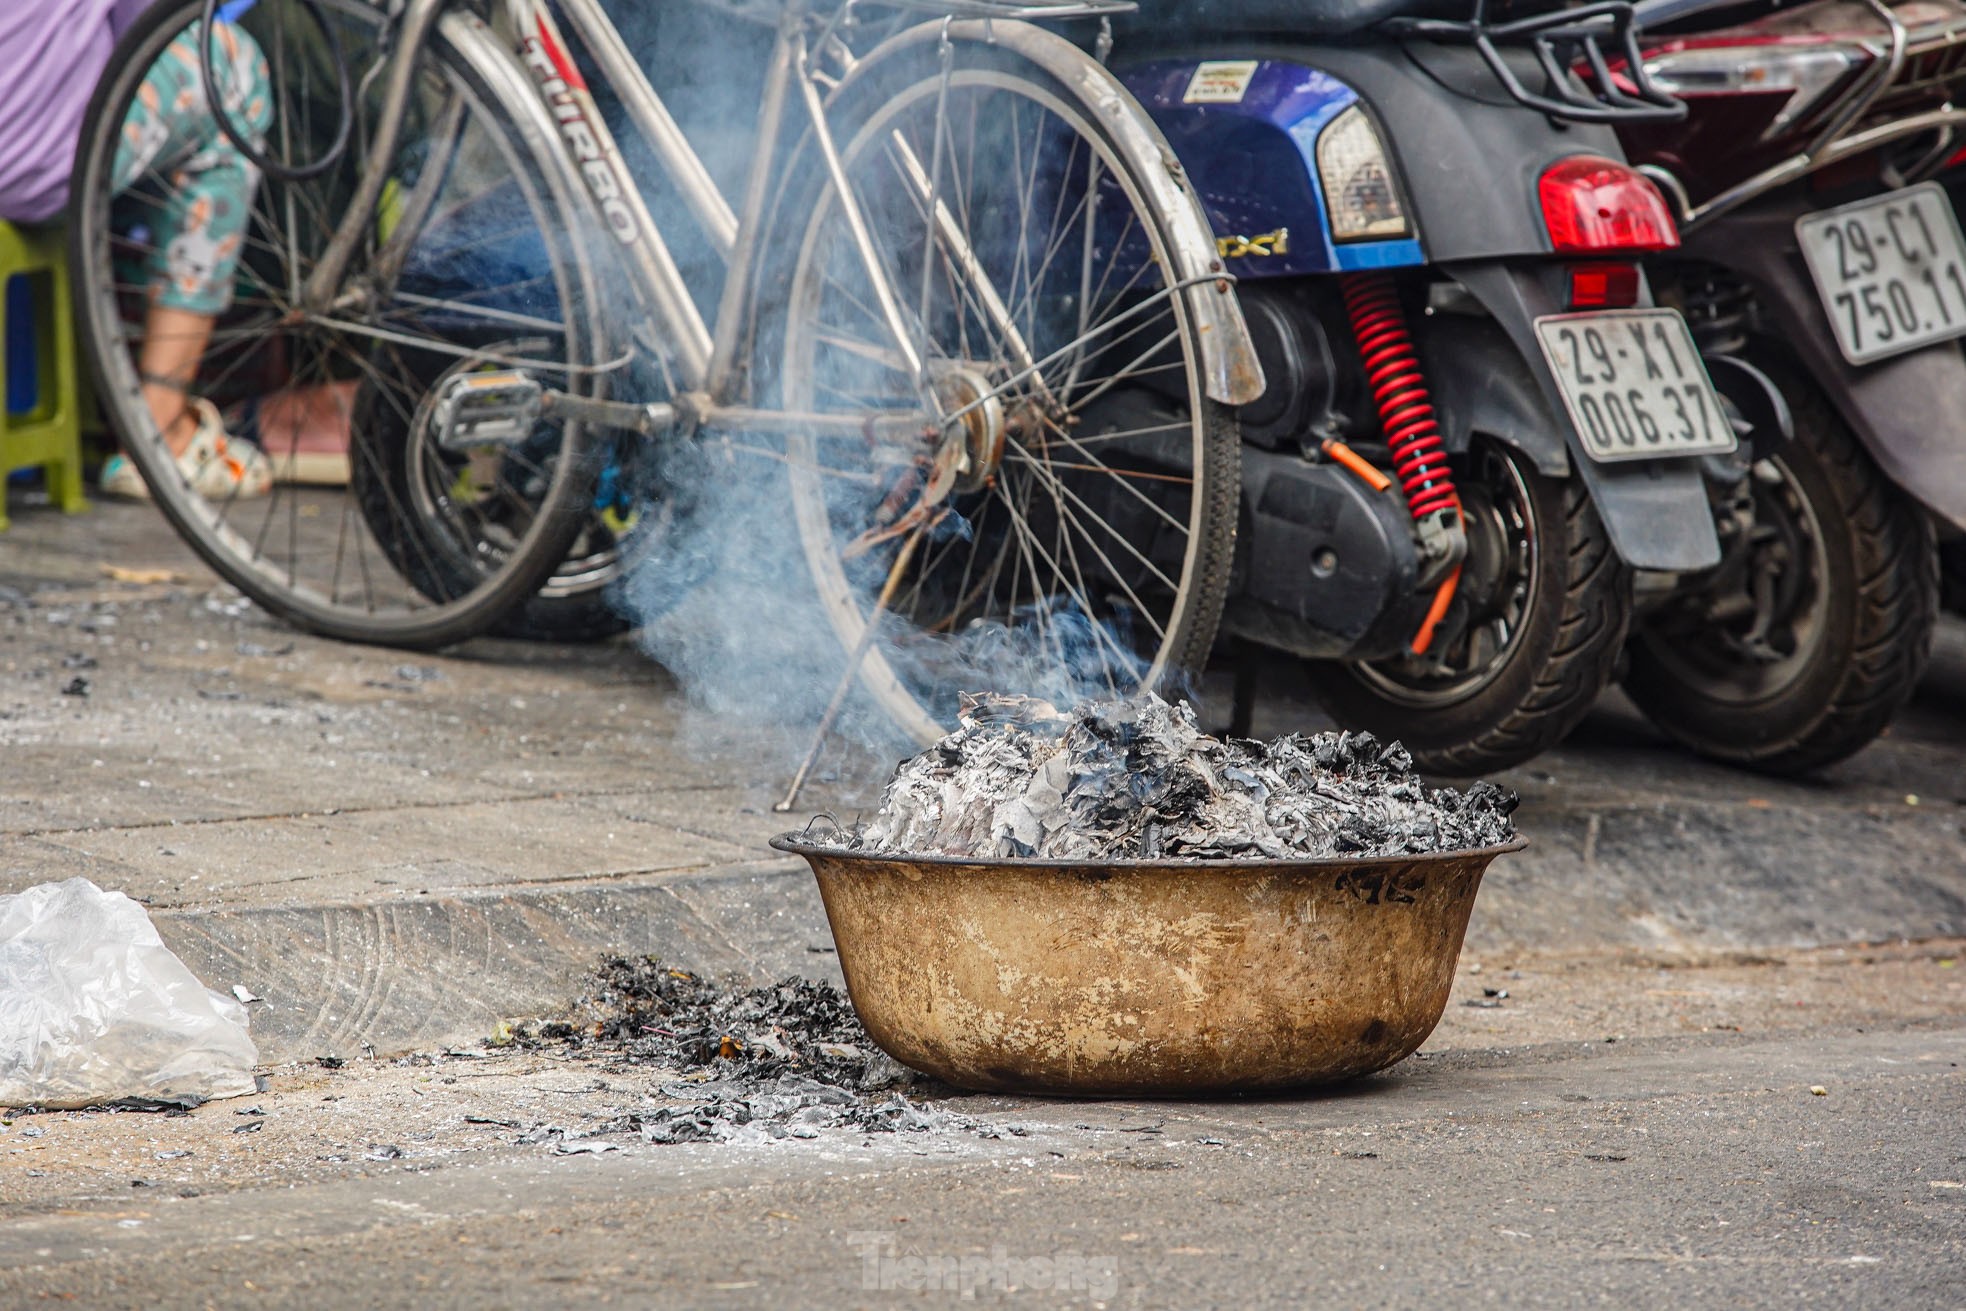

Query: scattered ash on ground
[
  {"left": 519, "top": 957, "right": 1018, "bottom": 1146},
  {"left": 847, "top": 692, "right": 1518, "bottom": 861}
]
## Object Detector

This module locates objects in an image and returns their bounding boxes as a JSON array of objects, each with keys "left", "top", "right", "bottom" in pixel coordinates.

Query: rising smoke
[
  {"left": 596, "top": 2, "right": 919, "bottom": 758},
  {"left": 585, "top": 2, "right": 1194, "bottom": 765}
]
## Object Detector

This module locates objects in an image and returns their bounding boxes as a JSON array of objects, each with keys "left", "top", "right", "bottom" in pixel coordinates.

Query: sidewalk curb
[
  {"left": 153, "top": 861, "right": 835, "bottom": 1065},
  {"left": 142, "top": 797, "right": 1966, "bottom": 1065}
]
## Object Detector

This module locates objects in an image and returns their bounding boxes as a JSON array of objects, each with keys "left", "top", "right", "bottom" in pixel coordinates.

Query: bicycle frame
[{"left": 303, "top": 0, "right": 1260, "bottom": 432}]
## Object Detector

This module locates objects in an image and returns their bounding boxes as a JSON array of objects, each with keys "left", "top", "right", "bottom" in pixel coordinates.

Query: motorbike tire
[
  {"left": 1942, "top": 539, "right": 1966, "bottom": 616},
  {"left": 1622, "top": 357, "right": 1937, "bottom": 775},
  {"left": 1314, "top": 443, "right": 1630, "bottom": 777},
  {"left": 492, "top": 587, "right": 630, "bottom": 644}
]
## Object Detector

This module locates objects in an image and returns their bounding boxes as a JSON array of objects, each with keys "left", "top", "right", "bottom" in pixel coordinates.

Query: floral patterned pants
[{"left": 112, "top": 21, "right": 271, "bottom": 316}]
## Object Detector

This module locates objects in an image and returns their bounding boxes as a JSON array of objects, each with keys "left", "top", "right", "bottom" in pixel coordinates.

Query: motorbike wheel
[
  {"left": 1313, "top": 441, "right": 1630, "bottom": 777},
  {"left": 1622, "top": 357, "right": 1937, "bottom": 775}
]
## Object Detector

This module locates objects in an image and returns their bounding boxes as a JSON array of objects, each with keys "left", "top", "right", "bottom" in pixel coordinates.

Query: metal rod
[
  {"left": 697, "top": 403, "right": 931, "bottom": 437},
  {"left": 301, "top": 0, "right": 447, "bottom": 311},
  {"left": 1803, "top": 0, "right": 1908, "bottom": 160},
  {"left": 774, "top": 522, "right": 934, "bottom": 813},
  {"left": 1682, "top": 104, "right": 1966, "bottom": 231},
  {"left": 1676, "top": 0, "right": 1911, "bottom": 232},
  {"left": 891, "top": 131, "right": 1039, "bottom": 375},
  {"left": 704, "top": 16, "right": 800, "bottom": 399},
  {"left": 538, "top": 392, "right": 677, "bottom": 434},
  {"left": 370, "top": 97, "right": 464, "bottom": 289},
  {"left": 519, "top": 0, "right": 715, "bottom": 385},
  {"left": 914, "top": 24, "right": 956, "bottom": 385},
  {"left": 791, "top": 32, "right": 929, "bottom": 388}
]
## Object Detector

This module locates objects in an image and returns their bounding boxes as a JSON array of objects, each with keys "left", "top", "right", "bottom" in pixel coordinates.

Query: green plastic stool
[{"left": 1, "top": 220, "right": 88, "bottom": 531}]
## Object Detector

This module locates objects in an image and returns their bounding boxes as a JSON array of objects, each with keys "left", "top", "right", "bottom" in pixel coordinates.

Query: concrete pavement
[
  {"left": 2, "top": 1009, "right": 1961, "bottom": 1308},
  {"left": 3, "top": 497, "right": 1965, "bottom": 1308}
]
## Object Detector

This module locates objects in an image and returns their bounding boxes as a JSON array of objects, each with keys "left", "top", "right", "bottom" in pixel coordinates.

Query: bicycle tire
[
  {"left": 70, "top": 0, "right": 602, "bottom": 650},
  {"left": 764, "top": 35, "right": 1241, "bottom": 745}
]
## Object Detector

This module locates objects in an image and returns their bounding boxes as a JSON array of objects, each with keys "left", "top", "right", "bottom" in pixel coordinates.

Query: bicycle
[{"left": 70, "top": 0, "right": 1262, "bottom": 742}]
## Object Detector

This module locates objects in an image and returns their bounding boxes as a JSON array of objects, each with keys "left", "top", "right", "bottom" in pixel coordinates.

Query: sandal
[{"left": 100, "top": 397, "right": 273, "bottom": 501}]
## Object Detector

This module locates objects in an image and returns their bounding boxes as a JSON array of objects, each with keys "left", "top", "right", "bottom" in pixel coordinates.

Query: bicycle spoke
[
  {"left": 991, "top": 473, "right": 1140, "bottom": 684},
  {"left": 1004, "top": 433, "right": 1182, "bottom": 594}
]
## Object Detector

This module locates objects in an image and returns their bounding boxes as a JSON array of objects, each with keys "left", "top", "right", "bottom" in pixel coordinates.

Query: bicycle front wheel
[
  {"left": 775, "top": 35, "right": 1241, "bottom": 744},
  {"left": 70, "top": 0, "right": 603, "bottom": 649}
]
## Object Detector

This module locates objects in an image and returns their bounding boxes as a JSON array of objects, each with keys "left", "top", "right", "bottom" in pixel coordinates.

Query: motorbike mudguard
[
  {"left": 1416, "top": 311, "right": 1571, "bottom": 476},
  {"left": 1445, "top": 261, "right": 1723, "bottom": 572},
  {"left": 1704, "top": 355, "right": 1793, "bottom": 458},
  {"left": 1114, "top": 43, "right": 1625, "bottom": 271},
  {"left": 1681, "top": 202, "right": 1966, "bottom": 534}
]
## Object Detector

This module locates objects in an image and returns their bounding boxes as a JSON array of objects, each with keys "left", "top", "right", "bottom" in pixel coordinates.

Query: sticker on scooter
[{"left": 1183, "top": 61, "right": 1259, "bottom": 104}]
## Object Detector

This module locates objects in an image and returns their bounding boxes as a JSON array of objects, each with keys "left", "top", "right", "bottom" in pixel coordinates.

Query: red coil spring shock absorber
[{"left": 1339, "top": 270, "right": 1463, "bottom": 653}]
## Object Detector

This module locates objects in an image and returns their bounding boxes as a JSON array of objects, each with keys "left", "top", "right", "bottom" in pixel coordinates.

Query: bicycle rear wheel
[
  {"left": 70, "top": 0, "right": 603, "bottom": 649},
  {"left": 773, "top": 36, "right": 1241, "bottom": 744}
]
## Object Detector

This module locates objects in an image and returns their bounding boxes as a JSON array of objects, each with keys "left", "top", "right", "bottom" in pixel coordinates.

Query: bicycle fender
[
  {"left": 1443, "top": 259, "right": 1722, "bottom": 572},
  {"left": 849, "top": 20, "right": 1266, "bottom": 406}
]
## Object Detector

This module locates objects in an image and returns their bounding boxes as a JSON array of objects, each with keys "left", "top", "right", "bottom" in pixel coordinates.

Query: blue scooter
[{"left": 1099, "top": 0, "right": 1758, "bottom": 773}]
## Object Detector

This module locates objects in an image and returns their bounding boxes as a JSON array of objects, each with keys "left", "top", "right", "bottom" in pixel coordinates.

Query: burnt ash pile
[
  {"left": 537, "top": 957, "right": 1007, "bottom": 1146},
  {"left": 851, "top": 693, "right": 1518, "bottom": 861}
]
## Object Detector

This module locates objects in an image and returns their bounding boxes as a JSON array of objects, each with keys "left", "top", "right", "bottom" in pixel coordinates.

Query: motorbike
[
  {"left": 1613, "top": 0, "right": 1957, "bottom": 773},
  {"left": 1105, "top": 0, "right": 1727, "bottom": 774}
]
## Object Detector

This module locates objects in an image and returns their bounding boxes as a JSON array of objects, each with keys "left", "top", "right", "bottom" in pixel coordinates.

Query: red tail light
[
  {"left": 1567, "top": 263, "right": 1642, "bottom": 309},
  {"left": 1539, "top": 156, "right": 1679, "bottom": 254}
]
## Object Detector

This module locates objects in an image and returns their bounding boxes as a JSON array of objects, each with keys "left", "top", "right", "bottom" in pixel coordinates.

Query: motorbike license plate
[
  {"left": 1795, "top": 183, "right": 1966, "bottom": 365},
  {"left": 1533, "top": 309, "right": 1735, "bottom": 463}
]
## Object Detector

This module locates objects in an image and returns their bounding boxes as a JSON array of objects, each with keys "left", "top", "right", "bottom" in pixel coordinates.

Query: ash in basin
[{"left": 847, "top": 692, "right": 1517, "bottom": 860}]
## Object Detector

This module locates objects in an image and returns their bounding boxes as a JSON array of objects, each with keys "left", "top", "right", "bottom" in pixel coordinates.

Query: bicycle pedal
[{"left": 431, "top": 371, "right": 544, "bottom": 450}]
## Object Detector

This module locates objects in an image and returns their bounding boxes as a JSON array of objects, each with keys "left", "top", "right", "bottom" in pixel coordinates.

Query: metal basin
[{"left": 771, "top": 836, "right": 1526, "bottom": 1097}]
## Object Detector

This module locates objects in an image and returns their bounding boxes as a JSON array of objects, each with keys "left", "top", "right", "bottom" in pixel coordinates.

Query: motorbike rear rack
[{"left": 1385, "top": 0, "right": 1686, "bottom": 125}]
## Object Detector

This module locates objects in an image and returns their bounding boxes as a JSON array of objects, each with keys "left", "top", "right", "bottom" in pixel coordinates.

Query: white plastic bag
[{"left": 0, "top": 878, "right": 258, "bottom": 1108}]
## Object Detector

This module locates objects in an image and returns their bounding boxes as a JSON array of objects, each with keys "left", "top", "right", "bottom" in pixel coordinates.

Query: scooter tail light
[
  {"left": 1539, "top": 156, "right": 1680, "bottom": 254},
  {"left": 1317, "top": 105, "right": 1411, "bottom": 242},
  {"left": 1567, "top": 263, "right": 1642, "bottom": 309}
]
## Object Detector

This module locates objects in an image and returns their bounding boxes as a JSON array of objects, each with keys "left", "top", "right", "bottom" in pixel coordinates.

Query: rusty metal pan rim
[{"left": 769, "top": 833, "right": 1528, "bottom": 872}]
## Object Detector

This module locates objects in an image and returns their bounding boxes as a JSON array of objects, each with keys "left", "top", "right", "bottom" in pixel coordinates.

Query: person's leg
[
  {"left": 103, "top": 22, "right": 274, "bottom": 496},
  {"left": 136, "top": 307, "right": 216, "bottom": 454}
]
